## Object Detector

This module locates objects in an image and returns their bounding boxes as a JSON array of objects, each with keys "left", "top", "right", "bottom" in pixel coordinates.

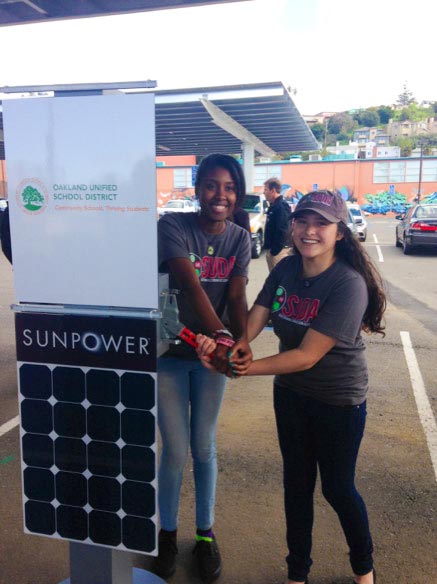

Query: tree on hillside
[
  {"left": 377, "top": 105, "right": 394, "bottom": 124},
  {"left": 397, "top": 82, "right": 416, "bottom": 107},
  {"left": 392, "top": 136, "right": 414, "bottom": 157},
  {"left": 310, "top": 123, "right": 326, "bottom": 142},
  {"left": 357, "top": 109, "right": 380, "bottom": 127},
  {"left": 325, "top": 134, "right": 337, "bottom": 147},
  {"left": 327, "top": 112, "right": 356, "bottom": 135},
  {"left": 337, "top": 132, "right": 351, "bottom": 144},
  {"left": 394, "top": 102, "right": 430, "bottom": 123},
  {"left": 413, "top": 134, "right": 437, "bottom": 155}
]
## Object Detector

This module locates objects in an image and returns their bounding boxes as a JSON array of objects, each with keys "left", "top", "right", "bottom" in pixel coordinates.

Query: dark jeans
[{"left": 273, "top": 384, "right": 373, "bottom": 581}]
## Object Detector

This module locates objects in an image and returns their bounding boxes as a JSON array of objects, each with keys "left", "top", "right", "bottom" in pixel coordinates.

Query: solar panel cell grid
[{"left": 19, "top": 363, "right": 157, "bottom": 554}]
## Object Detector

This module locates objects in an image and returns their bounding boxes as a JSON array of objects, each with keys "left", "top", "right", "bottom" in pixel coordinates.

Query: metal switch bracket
[{"left": 159, "top": 289, "right": 182, "bottom": 344}]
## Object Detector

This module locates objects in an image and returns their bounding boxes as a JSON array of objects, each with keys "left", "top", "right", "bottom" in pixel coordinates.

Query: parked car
[
  {"left": 395, "top": 203, "right": 437, "bottom": 254},
  {"left": 241, "top": 193, "right": 269, "bottom": 258},
  {"left": 158, "top": 199, "right": 196, "bottom": 217},
  {"left": 346, "top": 209, "right": 359, "bottom": 239},
  {"left": 347, "top": 203, "right": 368, "bottom": 241}
]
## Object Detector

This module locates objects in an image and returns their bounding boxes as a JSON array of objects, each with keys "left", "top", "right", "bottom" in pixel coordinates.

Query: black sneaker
[
  {"left": 151, "top": 529, "right": 178, "bottom": 579},
  {"left": 192, "top": 536, "right": 222, "bottom": 582}
]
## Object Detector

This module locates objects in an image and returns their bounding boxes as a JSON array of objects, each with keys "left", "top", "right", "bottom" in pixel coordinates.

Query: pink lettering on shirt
[
  {"left": 200, "top": 256, "right": 236, "bottom": 280},
  {"left": 282, "top": 295, "right": 320, "bottom": 323}
]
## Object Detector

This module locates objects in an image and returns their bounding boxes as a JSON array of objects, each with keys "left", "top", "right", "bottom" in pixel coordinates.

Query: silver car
[
  {"left": 347, "top": 204, "right": 367, "bottom": 242},
  {"left": 346, "top": 209, "right": 360, "bottom": 239}
]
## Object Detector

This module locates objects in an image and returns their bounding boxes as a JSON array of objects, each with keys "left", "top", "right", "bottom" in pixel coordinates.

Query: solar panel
[{"left": 16, "top": 312, "right": 158, "bottom": 555}]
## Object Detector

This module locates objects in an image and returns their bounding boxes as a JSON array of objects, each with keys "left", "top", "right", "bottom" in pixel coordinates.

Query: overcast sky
[{"left": 1, "top": 0, "right": 435, "bottom": 115}]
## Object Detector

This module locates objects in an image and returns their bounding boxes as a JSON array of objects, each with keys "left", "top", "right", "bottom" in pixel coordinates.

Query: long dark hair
[
  {"left": 291, "top": 223, "right": 386, "bottom": 336},
  {"left": 336, "top": 224, "right": 386, "bottom": 335},
  {"left": 195, "top": 153, "right": 246, "bottom": 207}
]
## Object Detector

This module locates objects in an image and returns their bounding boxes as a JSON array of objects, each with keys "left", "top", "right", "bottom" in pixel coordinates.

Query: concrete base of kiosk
[{"left": 59, "top": 542, "right": 165, "bottom": 584}]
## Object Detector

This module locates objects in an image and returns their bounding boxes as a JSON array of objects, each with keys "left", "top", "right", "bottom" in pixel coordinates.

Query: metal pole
[
  {"left": 242, "top": 142, "right": 255, "bottom": 192},
  {"left": 418, "top": 143, "right": 423, "bottom": 201}
]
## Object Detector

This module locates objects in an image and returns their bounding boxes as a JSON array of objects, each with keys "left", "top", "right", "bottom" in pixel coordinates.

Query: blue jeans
[
  {"left": 157, "top": 356, "right": 226, "bottom": 531},
  {"left": 273, "top": 385, "right": 373, "bottom": 581}
]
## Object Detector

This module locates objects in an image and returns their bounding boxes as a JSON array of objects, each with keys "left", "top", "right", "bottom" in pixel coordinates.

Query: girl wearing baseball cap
[{"left": 198, "top": 190, "right": 385, "bottom": 584}]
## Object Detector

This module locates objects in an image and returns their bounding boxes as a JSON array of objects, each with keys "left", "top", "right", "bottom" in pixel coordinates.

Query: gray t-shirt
[
  {"left": 255, "top": 255, "right": 369, "bottom": 405},
  {"left": 159, "top": 212, "right": 251, "bottom": 358}
]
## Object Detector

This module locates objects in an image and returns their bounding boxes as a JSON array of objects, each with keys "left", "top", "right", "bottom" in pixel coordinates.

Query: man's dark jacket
[
  {"left": 264, "top": 195, "right": 291, "bottom": 256},
  {"left": 1, "top": 205, "right": 12, "bottom": 264}
]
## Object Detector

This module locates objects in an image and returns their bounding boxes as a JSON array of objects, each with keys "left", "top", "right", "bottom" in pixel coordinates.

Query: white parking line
[
  {"left": 0, "top": 415, "right": 19, "bottom": 438},
  {"left": 372, "top": 234, "right": 384, "bottom": 262},
  {"left": 400, "top": 331, "right": 437, "bottom": 484}
]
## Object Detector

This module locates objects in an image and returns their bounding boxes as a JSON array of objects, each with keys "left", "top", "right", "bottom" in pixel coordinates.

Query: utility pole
[
  {"left": 323, "top": 118, "right": 329, "bottom": 150},
  {"left": 417, "top": 141, "right": 424, "bottom": 202}
]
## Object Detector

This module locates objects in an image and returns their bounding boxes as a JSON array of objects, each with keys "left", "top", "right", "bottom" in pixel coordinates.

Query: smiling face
[
  {"left": 292, "top": 211, "right": 343, "bottom": 266},
  {"left": 198, "top": 166, "right": 237, "bottom": 225}
]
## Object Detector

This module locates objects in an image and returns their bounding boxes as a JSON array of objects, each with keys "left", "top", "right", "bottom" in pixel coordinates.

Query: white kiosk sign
[
  {"left": 3, "top": 93, "right": 158, "bottom": 309},
  {"left": 3, "top": 89, "right": 165, "bottom": 583}
]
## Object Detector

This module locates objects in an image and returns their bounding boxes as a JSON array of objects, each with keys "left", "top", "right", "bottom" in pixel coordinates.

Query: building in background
[
  {"left": 153, "top": 156, "right": 437, "bottom": 207},
  {"left": 2, "top": 154, "right": 436, "bottom": 208},
  {"left": 387, "top": 117, "right": 437, "bottom": 140}
]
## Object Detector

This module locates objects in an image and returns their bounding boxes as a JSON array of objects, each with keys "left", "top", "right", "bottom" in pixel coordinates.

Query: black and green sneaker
[
  {"left": 151, "top": 529, "right": 178, "bottom": 579},
  {"left": 192, "top": 533, "right": 222, "bottom": 582}
]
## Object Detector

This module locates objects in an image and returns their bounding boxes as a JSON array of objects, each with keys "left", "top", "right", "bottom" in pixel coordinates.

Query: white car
[
  {"left": 347, "top": 203, "right": 367, "bottom": 242},
  {"left": 242, "top": 193, "right": 269, "bottom": 258},
  {"left": 158, "top": 199, "right": 196, "bottom": 217}
]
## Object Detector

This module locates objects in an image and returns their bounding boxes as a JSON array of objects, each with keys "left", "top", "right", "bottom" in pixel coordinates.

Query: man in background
[{"left": 263, "top": 178, "right": 291, "bottom": 271}]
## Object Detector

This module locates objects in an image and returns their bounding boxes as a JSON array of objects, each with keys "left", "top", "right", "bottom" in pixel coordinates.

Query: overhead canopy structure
[
  {"left": 154, "top": 82, "right": 318, "bottom": 156},
  {"left": 0, "top": 81, "right": 318, "bottom": 160},
  {"left": 0, "top": 0, "right": 249, "bottom": 26}
]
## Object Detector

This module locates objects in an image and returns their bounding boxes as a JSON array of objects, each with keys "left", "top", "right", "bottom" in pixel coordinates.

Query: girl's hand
[
  {"left": 195, "top": 334, "right": 216, "bottom": 358},
  {"left": 228, "top": 338, "right": 253, "bottom": 376},
  {"left": 195, "top": 334, "right": 217, "bottom": 370},
  {"left": 225, "top": 365, "right": 239, "bottom": 379}
]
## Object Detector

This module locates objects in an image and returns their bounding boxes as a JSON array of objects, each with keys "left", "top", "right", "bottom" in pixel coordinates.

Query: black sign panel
[
  {"left": 15, "top": 313, "right": 156, "bottom": 372},
  {"left": 16, "top": 312, "right": 158, "bottom": 555}
]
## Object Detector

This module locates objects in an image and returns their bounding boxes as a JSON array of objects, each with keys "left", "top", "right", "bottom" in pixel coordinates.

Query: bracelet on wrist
[
  {"left": 215, "top": 336, "right": 235, "bottom": 348},
  {"left": 212, "top": 329, "right": 233, "bottom": 340}
]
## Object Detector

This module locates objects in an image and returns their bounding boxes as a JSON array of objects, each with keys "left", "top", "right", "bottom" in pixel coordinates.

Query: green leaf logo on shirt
[
  {"left": 189, "top": 253, "right": 202, "bottom": 277},
  {"left": 272, "top": 286, "right": 286, "bottom": 312}
]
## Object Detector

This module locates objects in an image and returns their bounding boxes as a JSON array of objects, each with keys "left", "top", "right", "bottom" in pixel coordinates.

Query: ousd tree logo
[{"left": 16, "top": 178, "right": 48, "bottom": 214}]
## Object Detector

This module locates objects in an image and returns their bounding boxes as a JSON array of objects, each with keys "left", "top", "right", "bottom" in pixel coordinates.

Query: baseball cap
[{"left": 291, "top": 190, "right": 349, "bottom": 224}]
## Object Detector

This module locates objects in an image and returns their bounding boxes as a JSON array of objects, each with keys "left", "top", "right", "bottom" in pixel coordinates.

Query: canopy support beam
[{"left": 200, "top": 97, "right": 276, "bottom": 159}]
